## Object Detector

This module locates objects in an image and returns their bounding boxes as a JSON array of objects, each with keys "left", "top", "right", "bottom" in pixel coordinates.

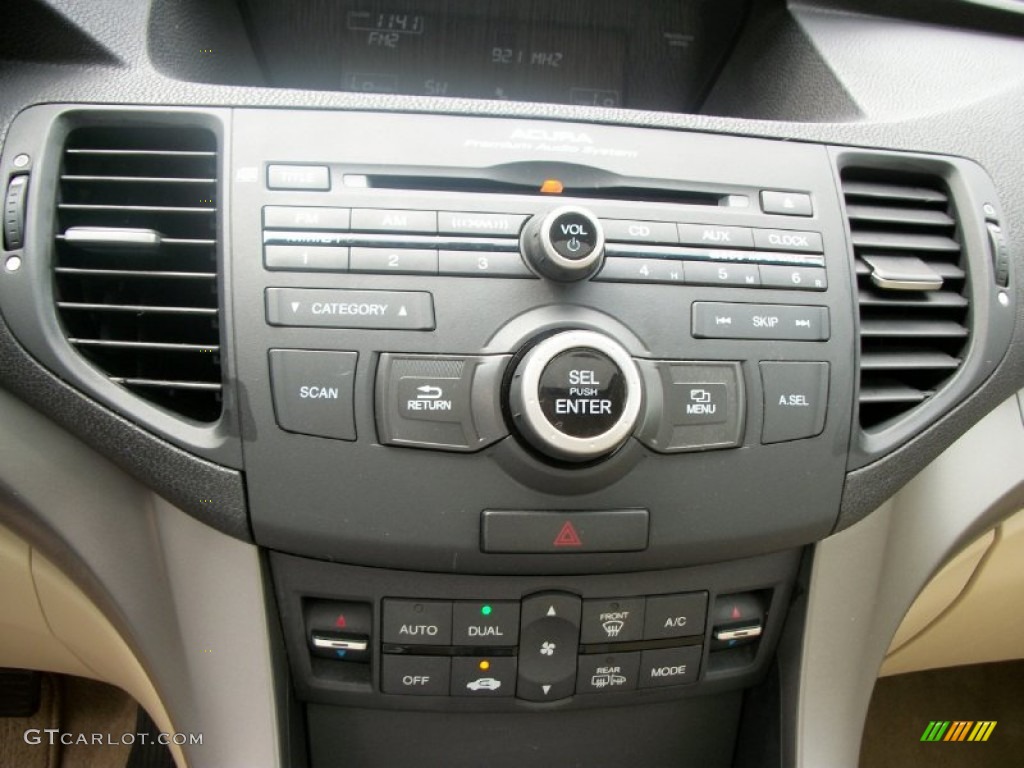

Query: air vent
[
  {"left": 842, "top": 170, "right": 970, "bottom": 431},
  {"left": 53, "top": 125, "right": 222, "bottom": 422}
]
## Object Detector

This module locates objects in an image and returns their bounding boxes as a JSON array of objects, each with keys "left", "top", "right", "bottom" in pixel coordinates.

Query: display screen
[
  {"left": 338, "top": 12, "right": 626, "bottom": 106},
  {"left": 241, "top": 0, "right": 749, "bottom": 111}
]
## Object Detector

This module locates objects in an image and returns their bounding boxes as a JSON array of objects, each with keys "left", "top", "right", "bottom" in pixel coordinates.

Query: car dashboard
[{"left": 1, "top": 1, "right": 1024, "bottom": 767}]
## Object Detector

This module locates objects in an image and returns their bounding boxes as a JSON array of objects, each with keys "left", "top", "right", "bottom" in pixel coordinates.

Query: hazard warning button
[{"left": 480, "top": 509, "right": 649, "bottom": 554}]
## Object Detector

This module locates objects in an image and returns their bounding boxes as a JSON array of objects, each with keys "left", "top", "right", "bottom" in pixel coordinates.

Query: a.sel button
[
  {"left": 643, "top": 592, "right": 707, "bottom": 640},
  {"left": 381, "top": 655, "right": 450, "bottom": 696},
  {"left": 266, "top": 288, "right": 435, "bottom": 330},
  {"left": 639, "top": 645, "right": 701, "bottom": 689},
  {"left": 268, "top": 350, "right": 356, "bottom": 441},
  {"left": 760, "top": 362, "right": 830, "bottom": 444},
  {"left": 382, "top": 599, "right": 452, "bottom": 645}
]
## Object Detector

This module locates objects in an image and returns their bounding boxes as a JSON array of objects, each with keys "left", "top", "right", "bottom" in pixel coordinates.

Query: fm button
[
  {"left": 508, "top": 330, "right": 642, "bottom": 463},
  {"left": 521, "top": 206, "right": 605, "bottom": 281}
]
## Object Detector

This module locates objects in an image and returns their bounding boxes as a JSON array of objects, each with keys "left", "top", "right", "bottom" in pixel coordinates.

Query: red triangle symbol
[
  {"left": 730, "top": 606, "right": 741, "bottom": 620},
  {"left": 335, "top": 614, "right": 347, "bottom": 628},
  {"left": 553, "top": 521, "right": 583, "bottom": 548}
]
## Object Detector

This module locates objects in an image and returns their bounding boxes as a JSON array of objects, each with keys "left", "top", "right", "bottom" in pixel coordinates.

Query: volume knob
[{"left": 520, "top": 206, "right": 605, "bottom": 281}]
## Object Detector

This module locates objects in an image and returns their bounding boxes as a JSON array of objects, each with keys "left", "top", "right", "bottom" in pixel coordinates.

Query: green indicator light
[{"left": 481, "top": 605, "right": 493, "bottom": 616}]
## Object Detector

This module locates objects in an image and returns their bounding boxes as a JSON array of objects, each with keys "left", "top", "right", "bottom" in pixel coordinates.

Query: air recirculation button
[{"left": 508, "top": 330, "right": 642, "bottom": 463}]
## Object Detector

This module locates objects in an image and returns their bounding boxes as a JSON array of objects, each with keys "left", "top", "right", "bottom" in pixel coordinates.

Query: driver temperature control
[{"left": 508, "top": 330, "right": 643, "bottom": 462}]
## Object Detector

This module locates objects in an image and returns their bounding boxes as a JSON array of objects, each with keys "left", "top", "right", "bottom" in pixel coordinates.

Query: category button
[
  {"left": 643, "top": 592, "right": 707, "bottom": 640},
  {"left": 382, "top": 599, "right": 452, "bottom": 646},
  {"left": 381, "top": 655, "right": 450, "bottom": 696},
  {"left": 760, "top": 361, "right": 830, "bottom": 444},
  {"left": 453, "top": 601, "right": 520, "bottom": 646},
  {"left": 580, "top": 598, "right": 645, "bottom": 644},
  {"left": 677, "top": 224, "right": 754, "bottom": 249},
  {"left": 576, "top": 652, "right": 641, "bottom": 693},
  {"left": 438, "top": 211, "right": 528, "bottom": 236},
  {"left": 266, "top": 288, "right": 435, "bottom": 330},
  {"left": 268, "top": 349, "right": 357, "bottom": 441},
  {"left": 753, "top": 228, "right": 823, "bottom": 253},
  {"left": 639, "top": 645, "right": 702, "bottom": 689}
]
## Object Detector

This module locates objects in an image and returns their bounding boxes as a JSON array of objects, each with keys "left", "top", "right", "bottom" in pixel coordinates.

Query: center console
[{"left": 222, "top": 111, "right": 858, "bottom": 765}]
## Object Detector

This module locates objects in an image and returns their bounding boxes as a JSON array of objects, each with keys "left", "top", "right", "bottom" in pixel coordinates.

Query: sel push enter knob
[
  {"left": 520, "top": 206, "right": 605, "bottom": 281},
  {"left": 508, "top": 330, "right": 642, "bottom": 462}
]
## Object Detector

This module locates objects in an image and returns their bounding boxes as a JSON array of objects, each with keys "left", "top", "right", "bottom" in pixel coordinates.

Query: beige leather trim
[
  {"left": 881, "top": 507, "right": 1024, "bottom": 676},
  {"left": 0, "top": 524, "right": 186, "bottom": 768}
]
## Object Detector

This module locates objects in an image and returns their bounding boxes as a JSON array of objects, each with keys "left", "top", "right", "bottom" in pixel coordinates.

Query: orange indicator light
[{"left": 540, "top": 179, "right": 564, "bottom": 194}]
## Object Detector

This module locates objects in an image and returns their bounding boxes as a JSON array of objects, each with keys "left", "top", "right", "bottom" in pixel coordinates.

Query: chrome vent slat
[
  {"left": 843, "top": 170, "right": 970, "bottom": 431},
  {"left": 845, "top": 204, "right": 955, "bottom": 228},
  {"left": 857, "top": 289, "right": 968, "bottom": 308},
  {"left": 55, "top": 267, "right": 216, "bottom": 279},
  {"left": 61, "top": 175, "right": 215, "bottom": 184},
  {"left": 110, "top": 377, "right": 223, "bottom": 391},
  {"left": 841, "top": 180, "right": 949, "bottom": 205},
  {"left": 53, "top": 125, "right": 223, "bottom": 422},
  {"left": 860, "top": 351, "right": 961, "bottom": 371},
  {"left": 57, "top": 302, "right": 219, "bottom": 316},
  {"left": 68, "top": 339, "right": 220, "bottom": 351},
  {"left": 850, "top": 231, "right": 960, "bottom": 252}
]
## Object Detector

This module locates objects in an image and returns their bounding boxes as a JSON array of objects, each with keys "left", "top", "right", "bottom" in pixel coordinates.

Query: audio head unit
[{"left": 229, "top": 111, "right": 860, "bottom": 574}]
